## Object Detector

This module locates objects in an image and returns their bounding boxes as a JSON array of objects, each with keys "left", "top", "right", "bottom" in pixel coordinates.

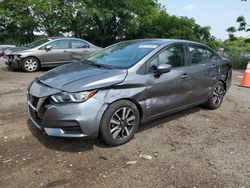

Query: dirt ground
[{"left": 0, "top": 62, "right": 249, "bottom": 188}]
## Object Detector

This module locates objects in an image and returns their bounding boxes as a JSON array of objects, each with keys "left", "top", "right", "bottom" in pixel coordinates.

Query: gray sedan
[
  {"left": 5, "top": 37, "right": 102, "bottom": 72},
  {"left": 27, "top": 39, "right": 232, "bottom": 146}
]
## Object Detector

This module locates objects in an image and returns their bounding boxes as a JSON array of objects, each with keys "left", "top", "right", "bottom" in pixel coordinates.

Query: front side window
[
  {"left": 188, "top": 46, "right": 213, "bottom": 64},
  {"left": 49, "top": 40, "right": 69, "bottom": 49},
  {"left": 148, "top": 45, "right": 185, "bottom": 72},
  {"left": 25, "top": 38, "right": 50, "bottom": 48},
  {"left": 71, "top": 40, "right": 89, "bottom": 49}
]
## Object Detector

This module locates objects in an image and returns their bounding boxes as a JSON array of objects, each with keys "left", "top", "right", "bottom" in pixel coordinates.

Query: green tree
[
  {"left": 0, "top": 0, "right": 37, "bottom": 44},
  {"left": 0, "top": 0, "right": 217, "bottom": 48},
  {"left": 30, "top": 0, "right": 76, "bottom": 36},
  {"left": 226, "top": 26, "right": 237, "bottom": 40}
]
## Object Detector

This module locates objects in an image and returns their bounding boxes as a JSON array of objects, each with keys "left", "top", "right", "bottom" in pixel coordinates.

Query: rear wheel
[
  {"left": 205, "top": 81, "right": 225, "bottom": 109},
  {"left": 21, "top": 57, "right": 40, "bottom": 72},
  {"left": 99, "top": 100, "right": 140, "bottom": 146}
]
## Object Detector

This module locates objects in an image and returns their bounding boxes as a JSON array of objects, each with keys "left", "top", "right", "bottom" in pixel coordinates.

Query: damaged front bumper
[
  {"left": 27, "top": 80, "right": 108, "bottom": 139},
  {"left": 5, "top": 57, "right": 21, "bottom": 69}
]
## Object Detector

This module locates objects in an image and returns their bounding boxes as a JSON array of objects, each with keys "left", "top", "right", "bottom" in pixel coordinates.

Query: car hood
[
  {"left": 38, "top": 62, "right": 127, "bottom": 92},
  {"left": 5, "top": 47, "right": 30, "bottom": 55}
]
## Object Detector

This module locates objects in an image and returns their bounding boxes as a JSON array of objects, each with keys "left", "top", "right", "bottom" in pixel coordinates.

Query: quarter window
[
  {"left": 188, "top": 46, "right": 213, "bottom": 64},
  {"left": 50, "top": 40, "right": 69, "bottom": 49},
  {"left": 71, "top": 40, "right": 89, "bottom": 48}
]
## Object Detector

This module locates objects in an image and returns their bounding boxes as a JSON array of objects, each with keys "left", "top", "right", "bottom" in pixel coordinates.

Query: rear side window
[
  {"left": 71, "top": 40, "right": 89, "bottom": 48},
  {"left": 188, "top": 46, "right": 213, "bottom": 64},
  {"left": 50, "top": 40, "right": 69, "bottom": 49}
]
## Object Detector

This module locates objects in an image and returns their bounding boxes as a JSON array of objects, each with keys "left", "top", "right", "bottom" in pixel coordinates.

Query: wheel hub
[
  {"left": 109, "top": 107, "right": 136, "bottom": 140},
  {"left": 212, "top": 85, "right": 224, "bottom": 105}
]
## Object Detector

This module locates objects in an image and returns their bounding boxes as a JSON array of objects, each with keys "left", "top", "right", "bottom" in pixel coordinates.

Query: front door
[
  {"left": 146, "top": 44, "right": 192, "bottom": 119},
  {"left": 41, "top": 39, "right": 71, "bottom": 65}
]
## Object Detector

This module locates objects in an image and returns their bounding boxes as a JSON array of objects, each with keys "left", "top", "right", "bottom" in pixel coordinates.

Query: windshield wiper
[
  {"left": 82, "top": 60, "right": 112, "bottom": 69},
  {"left": 92, "top": 64, "right": 112, "bottom": 69}
]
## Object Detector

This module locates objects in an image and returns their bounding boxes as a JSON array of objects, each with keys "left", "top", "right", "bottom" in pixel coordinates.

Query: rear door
[
  {"left": 40, "top": 39, "right": 71, "bottom": 65},
  {"left": 185, "top": 44, "right": 219, "bottom": 104},
  {"left": 69, "top": 39, "right": 96, "bottom": 61},
  {"left": 146, "top": 44, "right": 192, "bottom": 118}
]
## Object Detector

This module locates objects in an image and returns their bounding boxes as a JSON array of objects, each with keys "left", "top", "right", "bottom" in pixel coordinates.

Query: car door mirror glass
[{"left": 45, "top": 45, "right": 52, "bottom": 51}]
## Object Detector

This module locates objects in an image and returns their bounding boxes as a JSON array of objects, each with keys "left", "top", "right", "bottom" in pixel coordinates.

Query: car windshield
[
  {"left": 86, "top": 41, "right": 158, "bottom": 69},
  {"left": 25, "top": 38, "right": 50, "bottom": 48}
]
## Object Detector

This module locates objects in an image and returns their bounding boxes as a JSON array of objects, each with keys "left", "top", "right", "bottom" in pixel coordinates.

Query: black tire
[
  {"left": 205, "top": 81, "right": 225, "bottom": 109},
  {"left": 21, "top": 57, "right": 40, "bottom": 72},
  {"left": 99, "top": 100, "right": 140, "bottom": 146}
]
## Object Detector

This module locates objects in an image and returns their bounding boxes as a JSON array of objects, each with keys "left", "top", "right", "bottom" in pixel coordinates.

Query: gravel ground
[{"left": 0, "top": 62, "right": 249, "bottom": 188}]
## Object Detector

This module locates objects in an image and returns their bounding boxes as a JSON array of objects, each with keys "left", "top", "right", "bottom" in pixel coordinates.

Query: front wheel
[
  {"left": 21, "top": 57, "right": 40, "bottom": 72},
  {"left": 205, "top": 81, "right": 225, "bottom": 109},
  {"left": 99, "top": 100, "right": 140, "bottom": 146}
]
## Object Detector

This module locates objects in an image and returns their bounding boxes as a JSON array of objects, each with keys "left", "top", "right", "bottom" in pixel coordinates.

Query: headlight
[
  {"left": 13, "top": 54, "right": 21, "bottom": 60},
  {"left": 51, "top": 90, "right": 97, "bottom": 103}
]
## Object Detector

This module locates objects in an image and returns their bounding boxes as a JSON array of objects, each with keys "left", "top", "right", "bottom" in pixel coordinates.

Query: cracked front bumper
[
  {"left": 5, "top": 59, "right": 21, "bottom": 69},
  {"left": 28, "top": 96, "right": 108, "bottom": 138},
  {"left": 27, "top": 80, "right": 108, "bottom": 139}
]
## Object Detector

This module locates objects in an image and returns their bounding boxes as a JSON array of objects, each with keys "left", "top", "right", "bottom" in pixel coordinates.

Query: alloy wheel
[
  {"left": 109, "top": 107, "right": 136, "bottom": 140},
  {"left": 212, "top": 84, "right": 224, "bottom": 105},
  {"left": 24, "top": 58, "right": 38, "bottom": 72}
]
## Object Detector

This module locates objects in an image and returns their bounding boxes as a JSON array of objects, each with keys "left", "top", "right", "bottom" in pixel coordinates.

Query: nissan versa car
[
  {"left": 27, "top": 39, "right": 232, "bottom": 146},
  {"left": 5, "top": 37, "right": 101, "bottom": 72}
]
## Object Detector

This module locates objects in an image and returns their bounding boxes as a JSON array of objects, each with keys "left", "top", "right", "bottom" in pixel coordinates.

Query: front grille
[
  {"left": 28, "top": 94, "right": 51, "bottom": 128},
  {"left": 37, "top": 99, "right": 51, "bottom": 120},
  {"left": 7, "top": 55, "right": 14, "bottom": 61},
  {"left": 28, "top": 105, "right": 42, "bottom": 128},
  {"left": 28, "top": 94, "right": 39, "bottom": 109}
]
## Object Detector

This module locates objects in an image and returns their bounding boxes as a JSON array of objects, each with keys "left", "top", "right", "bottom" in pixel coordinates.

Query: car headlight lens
[
  {"left": 51, "top": 90, "right": 97, "bottom": 103},
  {"left": 13, "top": 54, "right": 21, "bottom": 60}
]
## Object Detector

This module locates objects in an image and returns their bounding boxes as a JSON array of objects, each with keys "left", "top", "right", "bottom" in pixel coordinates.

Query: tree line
[{"left": 0, "top": 0, "right": 218, "bottom": 48}]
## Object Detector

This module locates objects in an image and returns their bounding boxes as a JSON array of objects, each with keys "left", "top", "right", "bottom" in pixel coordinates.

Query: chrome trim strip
[
  {"left": 28, "top": 101, "right": 37, "bottom": 111},
  {"left": 44, "top": 128, "right": 86, "bottom": 138},
  {"left": 28, "top": 107, "right": 42, "bottom": 130},
  {"left": 36, "top": 97, "right": 46, "bottom": 111}
]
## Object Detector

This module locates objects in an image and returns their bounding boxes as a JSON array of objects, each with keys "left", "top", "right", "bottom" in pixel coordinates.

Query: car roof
[
  {"left": 48, "top": 37, "right": 86, "bottom": 41},
  {"left": 122, "top": 38, "right": 210, "bottom": 48},
  {"left": 0, "top": 45, "right": 16, "bottom": 48}
]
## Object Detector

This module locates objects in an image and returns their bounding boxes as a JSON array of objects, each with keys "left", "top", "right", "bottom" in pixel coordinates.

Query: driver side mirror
[
  {"left": 156, "top": 64, "right": 172, "bottom": 74},
  {"left": 45, "top": 45, "right": 52, "bottom": 51},
  {"left": 154, "top": 64, "right": 172, "bottom": 78},
  {"left": 153, "top": 64, "right": 172, "bottom": 78}
]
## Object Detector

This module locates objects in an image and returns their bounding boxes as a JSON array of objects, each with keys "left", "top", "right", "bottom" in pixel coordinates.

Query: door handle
[{"left": 181, "top": 73, "right": 189, "bottom": 79}]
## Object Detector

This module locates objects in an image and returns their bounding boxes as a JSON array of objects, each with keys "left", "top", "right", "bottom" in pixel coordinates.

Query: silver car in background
[{"left": 5, "top": 37, "right": 102, "bottom": 72}]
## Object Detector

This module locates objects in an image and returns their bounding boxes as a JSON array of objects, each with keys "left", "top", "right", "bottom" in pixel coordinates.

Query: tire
[
  {"left": 205, "top": 81, "right": 225, "bottom": 109},
  {"left": 99, "top": 100, "right": 140, "bottom": 146},
  {"left": 21, "top": 57, "right": 40, "bottom": 72}
]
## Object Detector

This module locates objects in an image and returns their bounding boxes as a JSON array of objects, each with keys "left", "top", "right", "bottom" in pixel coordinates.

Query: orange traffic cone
[{"left": 241, "top": 61, "right": 250, "bottom": 88}]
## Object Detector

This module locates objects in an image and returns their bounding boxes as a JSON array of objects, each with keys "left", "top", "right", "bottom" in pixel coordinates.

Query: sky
[{"left": 158, "top": 0, "right": 250, "bottom": 40}]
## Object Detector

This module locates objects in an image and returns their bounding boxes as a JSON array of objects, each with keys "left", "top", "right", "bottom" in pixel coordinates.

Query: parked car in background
[
  {"left": 0, "top": 45, "right": 16, "bottom": 57},
  {"left": 27, "top": 39, "right": 232, "bottom": 146},
  {"left": 241, "top": 52, "right": 250, "bottom": 69},
  {"left": 242, "top": 52, "right": 250, "bottom": 60},
  {"left": 5, "top": 37, "right": 102, "bottom": 72}
]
